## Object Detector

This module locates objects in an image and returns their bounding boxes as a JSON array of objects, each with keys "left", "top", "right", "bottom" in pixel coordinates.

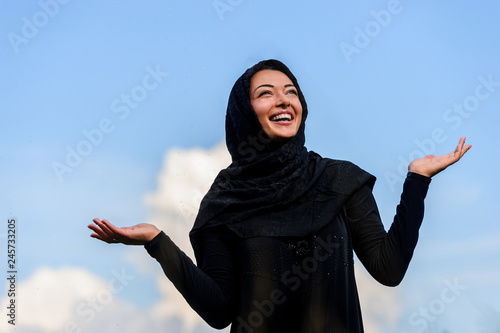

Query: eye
[
  {"left": 258, "top": 91, "right": 271, "bottom": 97},
  {"left": 287, "top": 89, "right": 298, "bottom": 95}
]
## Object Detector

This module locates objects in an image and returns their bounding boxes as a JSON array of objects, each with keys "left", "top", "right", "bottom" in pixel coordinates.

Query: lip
[{"left": 269, "top": 110, "right": 294, "bottom": 123}]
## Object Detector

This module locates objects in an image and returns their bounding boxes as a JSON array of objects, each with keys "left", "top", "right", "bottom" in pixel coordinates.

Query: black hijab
[{"left": 190, "top": 60, "right": 375, "bottom": 252}]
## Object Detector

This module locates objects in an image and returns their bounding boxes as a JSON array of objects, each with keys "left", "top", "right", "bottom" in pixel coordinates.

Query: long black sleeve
[
  {"left": 144, "top": 229, "right": 236, "bottom": 329},
  {"left": 347, "top": 172, "right": 431, "bottom": 286}
]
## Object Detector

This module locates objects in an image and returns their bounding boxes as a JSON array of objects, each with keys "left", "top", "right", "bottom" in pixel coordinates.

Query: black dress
[{"left": 145, "top": 171, "right": 430, "bottom": 332}]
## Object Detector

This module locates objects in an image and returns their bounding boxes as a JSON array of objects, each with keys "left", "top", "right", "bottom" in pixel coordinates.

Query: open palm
[
  {"left": 408, "top": 137, "right": 471, "bottom": 178},
  {"left": 88, "top": 218, "right": 160, "bottom": 245}
]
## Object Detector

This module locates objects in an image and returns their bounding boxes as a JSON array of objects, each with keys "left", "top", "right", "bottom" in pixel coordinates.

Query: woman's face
[{"left": 249, "top": 70, "right": 303, "bottom": 141}]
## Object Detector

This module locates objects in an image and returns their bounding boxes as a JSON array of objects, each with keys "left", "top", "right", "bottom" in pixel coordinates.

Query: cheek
[
  {"left": 254, "top": 108, "right": 267, "bottom": 123},
  {"left": 293, "top": 102, "right": 303, "bottom": 125},
  {"left": 251, "top": 102, "right": 269, "bottom": 122}
]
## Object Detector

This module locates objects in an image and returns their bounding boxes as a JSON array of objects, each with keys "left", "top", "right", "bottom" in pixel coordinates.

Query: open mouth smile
[{"left": 270, "top": 111, "right": 293, "bottom": 122}]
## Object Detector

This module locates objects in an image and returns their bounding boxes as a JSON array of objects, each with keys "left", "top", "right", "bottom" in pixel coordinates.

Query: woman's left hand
[{"left": 408, "top": 137, "right": 472, "bottom": 178}]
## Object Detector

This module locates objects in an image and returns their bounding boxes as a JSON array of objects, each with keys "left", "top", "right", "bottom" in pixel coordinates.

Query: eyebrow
[{"left": 253, "top": 84, "right": 295, "bottom": 94}]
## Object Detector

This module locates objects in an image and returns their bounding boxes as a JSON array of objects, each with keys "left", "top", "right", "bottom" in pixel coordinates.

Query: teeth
[{"left": 271, "top": 113, "right": 292, "bottom": 121}]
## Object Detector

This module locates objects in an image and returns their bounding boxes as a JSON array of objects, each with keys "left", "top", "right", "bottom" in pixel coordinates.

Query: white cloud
[
  {"left": 0, "top": 266, "right": 104, "bottom": 332},
  {"left": 145, "top": 142, "right": 231, "bottom": 259},
  {"left": 355, "top": 265, "right": 402, "bottom": 333},
  {"left": 0, "top": 266, "right": 150, "bottom": 333},
  {"left": 142, "top": 142, "right": 231, "bottom": 332}
]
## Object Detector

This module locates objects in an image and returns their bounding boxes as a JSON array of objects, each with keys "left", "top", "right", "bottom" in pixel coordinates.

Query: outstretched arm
[
  {"left": 88, "top": 218, "right": 160, "bottom": 245},
  {"left": 409, "top": 137, "right": 471, "bottom": 178},
  {"left": 350, "top": 137, "right": 471, "bottom": 286},
  {"left": 87, "top": 219, "right": 236, "bottom": 328}
]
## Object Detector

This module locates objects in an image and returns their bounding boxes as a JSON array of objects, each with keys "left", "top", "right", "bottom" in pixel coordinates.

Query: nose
[{"left": 275, "top": 92, "right": 291, "bottom": 108}]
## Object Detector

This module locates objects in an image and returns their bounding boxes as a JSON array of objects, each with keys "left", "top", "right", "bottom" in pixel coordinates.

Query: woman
[{"left": 88, "top": 60, "right": 471, "bottom": 332}]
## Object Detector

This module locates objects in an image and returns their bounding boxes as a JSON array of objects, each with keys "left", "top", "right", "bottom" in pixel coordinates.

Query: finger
[
  {"left": 89, "top": 221, "right": 107, "bottom": 234},
  {"left": 95, "top": 219, "right": 119, "bottom": 239},
  {"left": 101, "top": 219, "right": 123, "bottom": 234},
  {"left": 460, "top": 143, "right": 472, "bottom": 158},
  {"left": 448, "top": 137, "right": 465, "bottom": 161},
  {"left": 87, "top": 224, "right": 114, "bottom": 241},
  {"left": 90, "top": 224, "right": 114, "bottom": 242},
  {"left": 101, "top": 220, "right": 133, "bottom": 241},
  {"left": 89, "top": 229, "right": 114, "bottom": 243},
  {"left": 454, "top": 137, "right": 465, "bottom": 155},
  {"left": 91, "top": 231, "right": 120, "bottom": 244},
  {"left": 90, "top": 233, "right": 110, "bottom": 243},
  {"left": 91, "top": 219, "right": 119, "bottom": 242},
  {"left": 87, "top": 223, "right": 101, "bottom": 233},
  {"left": 457, "top": 137, "right": 472, "bottom": 159}
]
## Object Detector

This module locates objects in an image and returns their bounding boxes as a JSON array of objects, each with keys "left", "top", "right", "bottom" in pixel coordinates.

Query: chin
[{"left": 269, "top": 133, "right": 296, "bottom": 142}]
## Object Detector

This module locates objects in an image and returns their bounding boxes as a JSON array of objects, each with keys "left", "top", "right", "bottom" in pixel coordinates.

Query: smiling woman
[
  {"left": 249, "top": 70, "right": 303, "bottom": 141},
  {"left": 88, "top": 59, "right": 471, "bottom": 332}
]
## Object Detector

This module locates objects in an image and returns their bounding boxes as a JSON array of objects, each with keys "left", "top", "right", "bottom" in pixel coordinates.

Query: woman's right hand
[{"left": 88, "top": 218, "right": 161, "bottom": 245}]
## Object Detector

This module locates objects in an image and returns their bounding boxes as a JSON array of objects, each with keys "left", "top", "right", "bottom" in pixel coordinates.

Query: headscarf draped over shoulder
[{"left": 190, "top": 60, "right": 375, "bottom": 254}]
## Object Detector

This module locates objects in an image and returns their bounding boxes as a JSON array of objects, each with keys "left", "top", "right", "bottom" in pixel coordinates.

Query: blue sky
[{"left": 1, "top": 1, "right": 499, "bottom": 332}]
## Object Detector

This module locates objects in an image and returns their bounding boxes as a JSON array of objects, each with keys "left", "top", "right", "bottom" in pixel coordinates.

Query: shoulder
[
  {"left": 309, "top": 151, "right": 376, "bottom": 194},
  {"left": 309, "top": 150, "right": 370, "bottom": 175}
]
